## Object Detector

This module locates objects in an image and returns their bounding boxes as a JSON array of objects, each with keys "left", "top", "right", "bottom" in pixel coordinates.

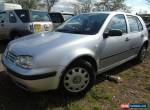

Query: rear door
[
  {"left": 31, "top": 11, "right": 53, "bottom": 33},
  {"left": 126, "top": 15, "right": 144, "bottom": 55},
  {"left": 98, "top": 14, "right": 130, "bottom": 70}
]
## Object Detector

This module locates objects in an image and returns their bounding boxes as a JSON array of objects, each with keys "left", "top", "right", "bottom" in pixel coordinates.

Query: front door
[{"left": 98, "top": 14, "right": 130, "bottom": 71}]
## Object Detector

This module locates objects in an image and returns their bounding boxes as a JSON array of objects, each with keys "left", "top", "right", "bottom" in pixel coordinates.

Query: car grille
[{"left": 6, "top": 51, "right": 17, "bottom": 63}]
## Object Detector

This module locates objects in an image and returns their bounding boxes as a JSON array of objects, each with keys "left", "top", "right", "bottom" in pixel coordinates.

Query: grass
[{"left": 0, "top": 41, "right": 150, "bottom": 110}]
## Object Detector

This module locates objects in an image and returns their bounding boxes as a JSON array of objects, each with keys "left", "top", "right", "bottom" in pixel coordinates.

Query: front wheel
[{"left": 60, "top": 60, "right": 95, "bottom": 95}]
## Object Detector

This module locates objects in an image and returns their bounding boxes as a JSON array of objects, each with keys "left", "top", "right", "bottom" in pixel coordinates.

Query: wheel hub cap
[
  {"left": 73, "top": 76, "right": 81, "bottom": 84},
  {"left": 64, "top": 67, "right": 90, "bottom": 93}
]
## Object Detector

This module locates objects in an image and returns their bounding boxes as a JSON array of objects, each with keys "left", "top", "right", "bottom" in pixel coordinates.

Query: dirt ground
[{"left": 0, "top": 40, "right": 150, "bottom": 110}]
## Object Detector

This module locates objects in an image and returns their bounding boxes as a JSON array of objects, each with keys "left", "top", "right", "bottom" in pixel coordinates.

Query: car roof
[
  {"left": 50, "top": 12, "right": 74, "bottom": 15},
  {"left": 82, "top": 11, "right": 139, "bottom": 17},
  {"left": 4, "top": 9, "right": 48, "bottom": 13}
]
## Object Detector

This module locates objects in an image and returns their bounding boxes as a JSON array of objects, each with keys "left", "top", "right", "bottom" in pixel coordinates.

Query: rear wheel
[
  {"left": 10, "top": 32, "right": 20, "bottom": 40},
  {"left": 136, "top": 45, "right": 147, "bottom": 62},
  {"left": 12, "top": 35, "right": 20, "bottom": 40},
  {"left": 61, "top": 60, "right": 95, "bottom": 95}
]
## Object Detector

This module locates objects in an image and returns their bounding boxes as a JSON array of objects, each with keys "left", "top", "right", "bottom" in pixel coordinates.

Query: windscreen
[
  {"left": 49, "top": 13, "right": 64, "bottom": 23},
  {"left": 55, "top": 13, "right": 109, "bottom": 35}
]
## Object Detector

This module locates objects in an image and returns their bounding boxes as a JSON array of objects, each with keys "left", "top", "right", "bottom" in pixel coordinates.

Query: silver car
[
  {"left": 0, "top": 9, "right": 53, "bottom": 40},
  {"left": 2, "top": 12, "right": 149, "bottom": 95}
]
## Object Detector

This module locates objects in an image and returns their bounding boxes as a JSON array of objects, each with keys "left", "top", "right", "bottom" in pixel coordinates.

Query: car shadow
[
  {"left": 0, "top": 40, "right": 84, "bottom": 110},
  {"left": 0, "top": 39, "right": 142, "bottom": 110},
  {"left": 95, "top": 59, "right": 140, "bottom": 84},
  {"left": 0, "top": 40, "right": 9, "bottom": 54},
  {"left": 0, "top": 71, "right": 85, "bottom": 110}
]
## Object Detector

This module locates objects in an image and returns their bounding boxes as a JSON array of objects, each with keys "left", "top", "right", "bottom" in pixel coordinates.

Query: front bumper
[{"left": 2, "top": 57, "right": 61, "bottom": 92}]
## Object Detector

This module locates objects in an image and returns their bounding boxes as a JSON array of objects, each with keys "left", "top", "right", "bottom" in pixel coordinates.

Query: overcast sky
[
  {"left": 0, "top": 0, "right": 150, "bottom": 14},
  {"left": 125, "top": 0, "right": 150, "bottom": 13},
  {"left": 52, "top": 0, "right": 150, "bottom": 14}
]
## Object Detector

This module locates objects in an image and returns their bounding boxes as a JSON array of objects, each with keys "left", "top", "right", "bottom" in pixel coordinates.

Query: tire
[
  {"left": 12, "top": 35, "right": 20, "bottom": 40},
  {"left": 10, "top": 31, "right": 20, "bottom": 40},
  {"left": 136, "top": 45, "right": 147, "bottom": 62},
  {"left": 60, "top": 60, "right": 95, "bottom": 96}
]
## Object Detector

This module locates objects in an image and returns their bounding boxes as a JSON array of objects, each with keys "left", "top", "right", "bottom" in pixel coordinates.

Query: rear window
[
  {"left": 49, "top": 13, "right": 64, "bottom": 23},
  {"left": 31, "top": 11, "right": 51, "bottom": 22},
  {"left": 9, "top": 12, "right": 17, "bottom": 23},
  {"left": 15, "top": 10, "right": 30, "bottom": 23}
]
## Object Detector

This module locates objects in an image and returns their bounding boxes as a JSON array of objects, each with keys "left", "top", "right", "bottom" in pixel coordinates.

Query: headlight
[{"left": 15, "top": 56, "right": 33, "bottom": 69}]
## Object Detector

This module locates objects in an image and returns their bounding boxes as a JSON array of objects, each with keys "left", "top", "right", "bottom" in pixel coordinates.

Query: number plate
[{"left": 34, "top": 24, "right": 42, "bottom": 33}]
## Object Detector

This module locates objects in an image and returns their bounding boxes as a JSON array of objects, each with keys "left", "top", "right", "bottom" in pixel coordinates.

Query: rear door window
[
  {"left": 127, "top": 16, "right": 143, "bottom": 32},
  {"left": 31, "top": 11, "right": 51, "bottom": 22}
]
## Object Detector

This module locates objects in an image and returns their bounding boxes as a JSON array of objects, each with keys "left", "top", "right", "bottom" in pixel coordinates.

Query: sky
[
  {"left": 52, "top": 0, "right": 150, "bottom": 14},
  {"left": 125, "top": 0, "right": 150, "bottom": 14},
  {"left": 0, "top": 0, "right": 150, "bottom": 14}
]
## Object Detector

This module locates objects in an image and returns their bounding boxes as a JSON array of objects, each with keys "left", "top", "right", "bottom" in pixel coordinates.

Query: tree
[
  {"left": 146, "top": 0, "right": 150, "bottom": 4},
  {"left": 81, "top": 0, "right": 92, "bottom": 13},
  {"left": 94, "top": 0, "right": 131, "bottom": 12},
  {"left": 5, "top": 0, "right": 40, "bottom": 9},
  {"left": 43, "top": 0, "right": 58, "bottom": 12}
]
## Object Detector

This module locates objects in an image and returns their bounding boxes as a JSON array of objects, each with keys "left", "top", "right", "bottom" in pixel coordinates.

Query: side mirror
[{"left": 103, "top": 29, "right": 123, "bottom": 38}]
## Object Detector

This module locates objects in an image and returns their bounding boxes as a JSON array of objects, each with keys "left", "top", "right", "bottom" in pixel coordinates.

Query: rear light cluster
[{"left": 29, "top": 24, "right": 34, "bottom": 32}]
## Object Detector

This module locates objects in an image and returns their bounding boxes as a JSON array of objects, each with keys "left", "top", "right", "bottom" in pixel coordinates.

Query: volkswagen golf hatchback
[{"left": 2, "top": 12, "right": 149, "bottom": 95}]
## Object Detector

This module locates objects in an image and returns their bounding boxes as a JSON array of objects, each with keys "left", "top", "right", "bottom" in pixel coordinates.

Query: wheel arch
[
  {"left": 143, "top": 40, "right": 149, "bottom": 49},
  {"left": 9, "top": 29, "right": 20, "bottom": 39},
  {"left": 63, "top": 55, "right": 98, "bottom": 73},
  {"left": 59, "top": 55, "right": 97, "bottom": 93}
]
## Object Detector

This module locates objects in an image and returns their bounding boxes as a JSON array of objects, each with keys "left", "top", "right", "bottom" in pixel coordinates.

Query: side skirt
[{"left": 97, "top": 54, "right": 137, "bottom": 75}]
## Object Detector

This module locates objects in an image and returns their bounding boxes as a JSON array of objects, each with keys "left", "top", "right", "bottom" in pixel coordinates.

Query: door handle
[{"left": 125, "top": 37, "right": 130, "bottom": 41}]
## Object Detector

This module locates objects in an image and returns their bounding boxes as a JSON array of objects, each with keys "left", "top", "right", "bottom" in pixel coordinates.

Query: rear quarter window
[
  {"left": 15, "top": 10, "right": 30, "bottom": 23},
  {"left": 9, "top": 12, "right": 17, "bottom": 23},
  {"left": 137, "top": 17, "right": 143, "bottom": 31}
]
